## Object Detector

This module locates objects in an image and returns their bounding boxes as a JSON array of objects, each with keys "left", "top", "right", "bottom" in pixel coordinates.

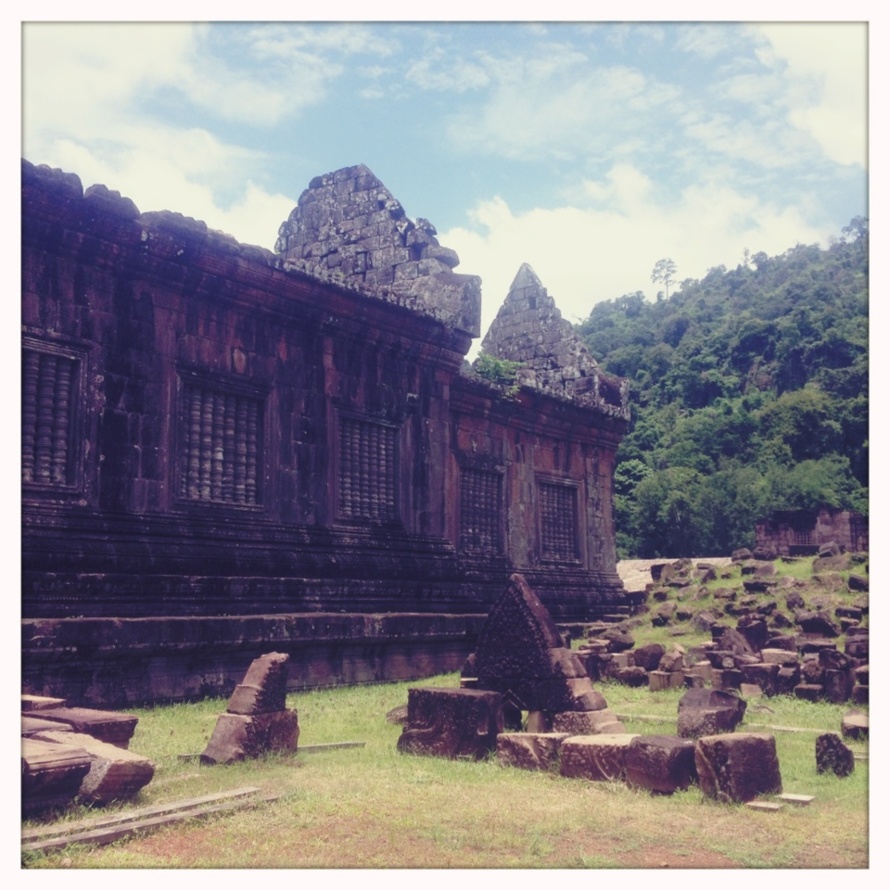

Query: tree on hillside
[{"left": 651, "top": 258, "right": 678, "bottom": 300}]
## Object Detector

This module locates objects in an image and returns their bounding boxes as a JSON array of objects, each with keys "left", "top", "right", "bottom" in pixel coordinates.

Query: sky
[{"left": 17, "top": 8, "right": 874, "bottom": 347}]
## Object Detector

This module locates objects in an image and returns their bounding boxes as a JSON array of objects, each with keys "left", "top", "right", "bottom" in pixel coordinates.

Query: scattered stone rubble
[
  {"left": 587, "top": 552, "right": 869, "bottom": 707},
  {"left": 201, "top": 652, "right": 299, "bottom": 765},
  {"left": 21, "top": 695, "right": 154, "bottom": 815},
  {"left": 397, "top": 573, "right": 802, "bottom": 804}
]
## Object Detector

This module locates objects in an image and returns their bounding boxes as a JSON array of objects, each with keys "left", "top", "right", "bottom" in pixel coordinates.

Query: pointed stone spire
[
  {"left": 479, "top": 264, "right": 629, "bottom": 418},
  {"left": 275, "top": 164, "right": 480, "bottom": 337}
]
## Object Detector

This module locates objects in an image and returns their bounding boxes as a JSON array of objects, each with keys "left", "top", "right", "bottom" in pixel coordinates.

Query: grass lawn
[{"left": 22, "top": 673, "right": 869, "bottom": 870}]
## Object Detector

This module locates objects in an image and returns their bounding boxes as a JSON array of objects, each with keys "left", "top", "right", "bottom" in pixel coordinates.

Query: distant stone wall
[{"left": 755, "top": 508, "right": 868, "bottom": 556}]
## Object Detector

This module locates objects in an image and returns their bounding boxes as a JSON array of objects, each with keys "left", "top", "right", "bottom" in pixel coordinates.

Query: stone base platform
[{"left": 22, "top": 612, "right": 487, "bottom": 708}]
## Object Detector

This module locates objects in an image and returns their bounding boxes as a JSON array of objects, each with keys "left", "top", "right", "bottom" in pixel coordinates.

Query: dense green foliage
[{"left": 578, "top": 220, "right": 868, "bottom": 557}]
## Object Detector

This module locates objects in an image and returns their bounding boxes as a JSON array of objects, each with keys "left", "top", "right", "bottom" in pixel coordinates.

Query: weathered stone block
[
  {"left": 794, "top": 683, "right": 824, "bottom": 702},
  {"left": 397, "top": 687, "right": 503, "bottom": 760},
  {"left": 677, "top": 688, "right": 747, "bottom": 739},
  {"left": 496, "top": 732, "right": 569, "bottom": 771},
  {"left": 227, "top": 652, "right": 290, "bottom": 715},
  {"left": 841, "top": 710, "right": 868, "bottom": 740},
  {"left": 850, "top": 684, "right": 869, "bottom": 705},
  {"left": 559, "top": 734, "right": 640, "bottom": 782},
  {"left": 201, "top": 710, "right": 299, "bottom": 765},
  {"left": 21, "top": 695, "right": 67, "bottom": 711},
  {"left": 34, "top": 707, "right": 138, "bottom": 749},
  {"left": 34, "top": 730, "right": 155, "bottom": 804},
  {"left": 823, "top": 668, "right": 854, "bottom": 704},
  {"left": 631, "top": 642, "right": 665, "bottom": 672},
  {"left": 615, "top": 666, "right": 649, "bottom": 687},
  {"left": 626, "top": 734, "right": 697, "bottom": 794},
  {"left": 761, "top": 648, "right": 799, "bottom": 665},
  {"left": 740, "top": 662, "right": 780, "bottom": 696},
  {"left": 21, "top": 738, "right": 92, "bottom": 815},
  {"left": 551, "top": 709, "right": 625, "bottom": 735},
  {"left": 649, "top": 670, "right": 685, "bottom": 691},
  {"left": 695, "top": 733, "right": 782, "bottom": 803},
  {"left": 21, "top": 715, "right": 75, "bottom": 737},
  {"left": 816, "top": 732, "right": 854, "bottom": 777}
]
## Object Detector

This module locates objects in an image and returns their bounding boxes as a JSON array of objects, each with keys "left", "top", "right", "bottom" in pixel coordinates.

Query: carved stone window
[
  {"left": 177, "top": 377, "right": 264, "bottom": 506},
  {"left": 338, "top": 415, "right": 397, "bottom": 522},
  {"left": 460, "top": 467, "right": 502, "bottom": 554},
  {"left": 22, "top": 344, "right": 81, "bottom": 488},
  {"left": 539, "top": 480, "right": 579, "bottom": 562}
]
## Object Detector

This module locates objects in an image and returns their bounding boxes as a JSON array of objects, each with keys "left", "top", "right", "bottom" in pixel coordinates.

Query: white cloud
[
  {"left": 674, "top": 23, "right": 740, "bottom": 59},
  {"left": 445, "top": 58, "right": 678, "bottom": 162},
  {"left": 754, "top": 23, "right": 867, "bottom": 168},
  {"left": 441, "top": 164, "right": 830, "bottom": 352}
]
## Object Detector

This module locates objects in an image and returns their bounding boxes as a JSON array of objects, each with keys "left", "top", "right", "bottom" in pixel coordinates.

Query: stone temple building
[{"left": 21, "top": 160, "right": 630, "bottom": 706}]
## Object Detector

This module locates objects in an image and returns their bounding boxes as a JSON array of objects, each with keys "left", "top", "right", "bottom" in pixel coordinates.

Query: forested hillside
[{"left": 577, "top": 218, "right": 868, "bottom": 558}]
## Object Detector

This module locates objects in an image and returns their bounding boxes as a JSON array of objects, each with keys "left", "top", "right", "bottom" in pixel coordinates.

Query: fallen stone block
[
  {"left": 201, "top": 710, "right": 300, "bottom": 765},
  {"left": 776, "top": 666, "right": 801, "bottom": 695},
  {"left": 625, "top": 734, "right": 697, "bottom": 794},
  {"left": 778, "top": 793, "right": 814, "bottom": 806},
  {"left": 793, "top": 684, "right": 823, "bottom": 702},
  {"left": 615, "top": 666, "right": 649, "bottom": 687},
  {"left": 849, "top": 684, "right": 868, "bottom": 705},
  {"left": 397, "top": 687, "right": 503, "bottom": 760},
  {"left": 22, "top": 738, "right": 92, "bottom": 815},
  {"left": 551, "top": 709, "right": 625, "bottom": 734},
  {"left": 34, "top": 730, "right": 155, "bottom": 804},
  {"left": 559, "top": 734, "right": 640, "bottom": 782},
  {"left": 33, "top": 707, "right": 138, "bottom": 749},
  {"left": 695, "top": 733, "right": 783, "bottom": 803},
  {"left": 22, "top": 715, "right": 75, "bottom": 737},
  {"left": 745, "top": 801, "right": 783, "bottom": 813},
  {"left": 677, "top": 688, "right": 747, "bottom": 739},
  {"left": 841, "top": 711, "right": 868, "bottom": 742},
  {"left": 823, "top": 668, "right": 854, "bottom": 704},
  {"left": 649, "top": 670, "right": 684, "bottom": 691},
  {"left": 816, "top": 732, "right": 854, "bottom": 777},
  {"left": 496, "top": 732, "right": 569, "bottom": 771},
  {"left": 631, "top": 642, "right": 665, "bottom": 672},
  {"left": 226, "top": 652, "right": 290, "bottom": 715},
  {"left": 740, "top": 662, "right": 780, "bottom": 696},
  {"left": 22, "top": 695, "right": 67, "bottom": 711},
  {"left": 760, "top": 648, "right": 799, "bottom": 666}
]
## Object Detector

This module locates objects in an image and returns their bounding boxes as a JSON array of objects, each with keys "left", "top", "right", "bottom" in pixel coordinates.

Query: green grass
[{"left": 22, "top": 672, "right": 868, "bottom": 870}]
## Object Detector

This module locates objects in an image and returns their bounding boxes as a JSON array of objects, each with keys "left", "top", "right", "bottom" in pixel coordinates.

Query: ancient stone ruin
[
  {"left": 201, "top": 652, "right": 299, "bottom": 765},
  {"left": 397, "top": 573, "right": 784, "bottom": 804},
  {"left": 21, "top": 159, "right": 630, "bottom": 707},
  {"left": 21, "top": 696, "right": 154, "bottom": 814},
  {"left": 398, "top": 572, "right": 624, "bottom": 760}
]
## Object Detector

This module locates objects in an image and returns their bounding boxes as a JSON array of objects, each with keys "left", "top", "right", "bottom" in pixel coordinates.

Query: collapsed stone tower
[
  {"left": 482, "top": 262, "right": 629, "bottom": 419},
  {"left": 275, "top": 164, "right": 481, "bottom": 337}
]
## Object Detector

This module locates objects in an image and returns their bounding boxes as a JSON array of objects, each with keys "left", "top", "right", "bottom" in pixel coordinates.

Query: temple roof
[
  {"left": 479, "top": 263, "right": 630, "bottom": 419},
  {"left": 275, "top": 164, "right": 481, "bottom": 338}
]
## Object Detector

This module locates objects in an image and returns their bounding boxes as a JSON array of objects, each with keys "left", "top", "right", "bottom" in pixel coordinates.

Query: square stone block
[
  {"left": 695, "top": 732, "right": 782, "bottom": 803},
  {"left": 559, "top": 734, "right": 640, "bottom": 782},
  {"left": 496, "top": 732, "right": 569, "bottom": 771}
]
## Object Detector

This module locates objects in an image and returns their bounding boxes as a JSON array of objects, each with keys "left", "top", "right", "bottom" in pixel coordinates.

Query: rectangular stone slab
[
  {"left": 22, "top": 695, "right": 67, "bottom": 711},
  {"left": 34, "top": 707, "right": 138, "bottom": 748},
  {"left": 559, "top": 734, "right": 640, "bottom": 782},
  {"left": 34, "top": 730, "right": 155, "bottom": 804},
  {"left": 496, "top": 732, "right": 569, "bottom": 771},
  {"left": 22, "top": 737, "right": 92, "bottom": 815}
]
